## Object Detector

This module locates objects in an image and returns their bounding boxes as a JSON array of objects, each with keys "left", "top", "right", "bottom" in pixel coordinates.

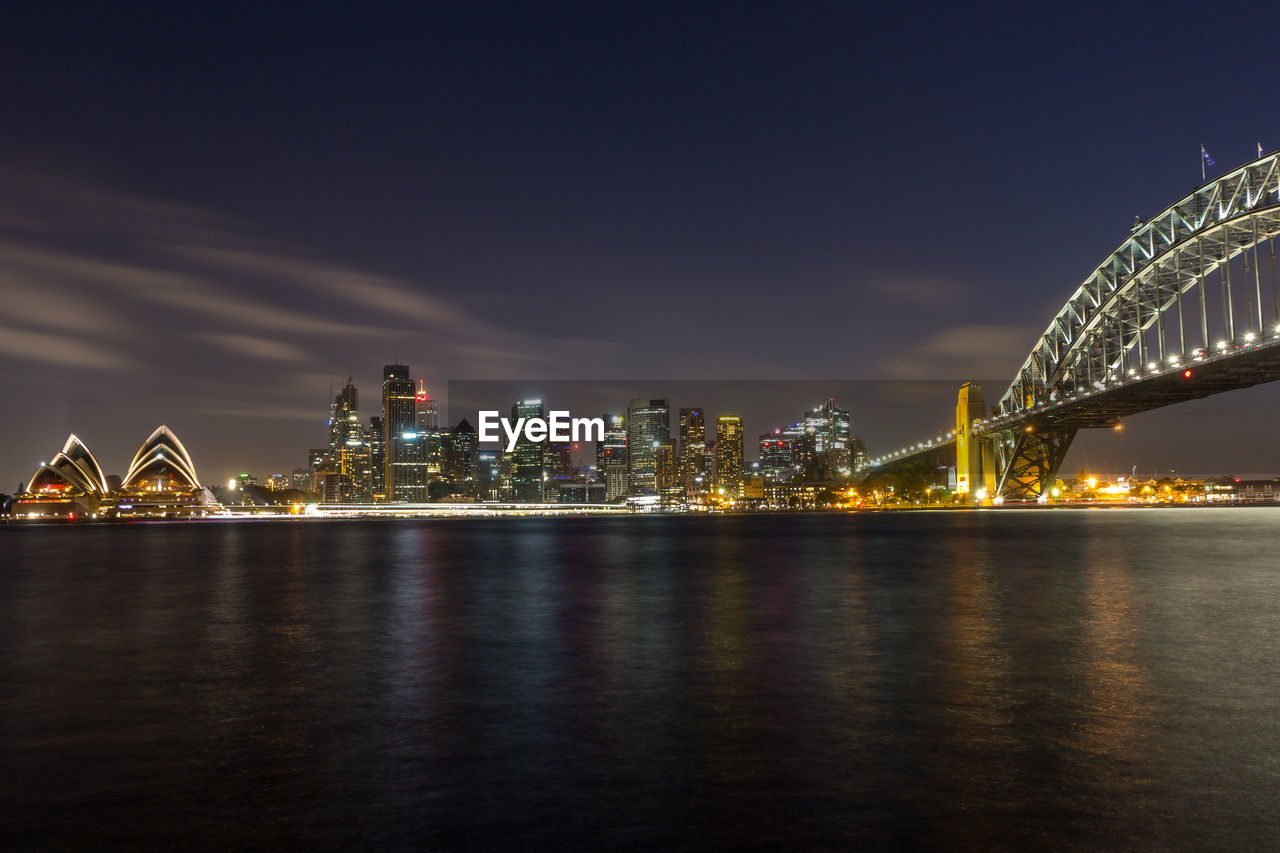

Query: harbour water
[{"left": 3, "top": 510, "right": 1280, "bottom": 849}]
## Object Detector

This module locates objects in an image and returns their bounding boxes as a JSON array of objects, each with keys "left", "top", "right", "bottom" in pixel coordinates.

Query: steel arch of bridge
[
  {"left": 996, "top": 152, "right": 1280, "bottom": 418},
  {"left": 858, "top": 152, "right": 1280, "bottom": 502}
]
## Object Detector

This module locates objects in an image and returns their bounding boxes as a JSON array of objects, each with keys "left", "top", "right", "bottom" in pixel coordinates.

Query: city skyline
[{"left": 295, "top": 370, "right": 872, "bottom": 506}]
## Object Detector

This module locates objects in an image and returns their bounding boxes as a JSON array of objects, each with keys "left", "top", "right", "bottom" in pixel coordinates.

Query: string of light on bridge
[{"left": 858, "top": 325, "right": 1280, "bottom": 471}]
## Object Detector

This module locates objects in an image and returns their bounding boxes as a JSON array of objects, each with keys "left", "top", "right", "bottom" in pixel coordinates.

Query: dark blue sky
[{"left": 3, "top": 2, "right": 1280, "bottom": 485}]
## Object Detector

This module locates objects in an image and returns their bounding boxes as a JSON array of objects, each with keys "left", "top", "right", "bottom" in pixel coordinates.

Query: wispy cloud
[
  {"left": 0, "top": 164, "right": 619, "bottom": 392},
  {"left": 0, "top": 322, "right": 137, "bottom": 370},
  {"left": 190, "top": 402, "right": 327, "bottom": 421},
  {"left": 879, "top": 323, "right": 1035, "bottom": 381},
  {"left": 197, "top": 334, "right": 312, "bottom": 363}
]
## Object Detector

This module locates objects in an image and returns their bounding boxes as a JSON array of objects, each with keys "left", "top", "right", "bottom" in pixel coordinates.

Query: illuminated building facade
[
  {"left": 655, "top": 437, "right": 680, "bottom": 499},
  {"left": 543, "top": 438, "right": 573, "bottom": 501},
  {"left": 759, "top": 430, "right": 793, "bottom": 476},
  {"left": 597, "top": 412, "right": 627, "bottom": 501},
  {"left": 476, "top": 450, "right": 501, "bottom": 500},
  {"left": 804, "top": 397, "right": 852, "bottom": 472},
  {"left": 443, "top": 418, "right": 478, "bottom": 492},
  {"left": 679, "top": 407, "right": 706, "bottom": 493},
  {"left": 415, "top": 381, "right": 443, "bottom": 489},
  {"left": 327, "top": 376, "right": 371, "bottom": 503},
  {"left": 16, "top": 427, "right": 212, "bottom": 519},
  {"left": 329, "top": 377, "right": 360, "bottom": 461},
  {"left": 307, "top": 447, "right": 330, "bottom": 494},
  {"left": 368, "top": 416, "right": 385, "bottom": 499},
  {"left": 627, "top": 398, "right": 670, "bottom": 496},
  {"left": 782, "top": 421, "right": 812, "bottom": 473},
  {"left": 382, "top": 363, "right": 421, "bottom": 502},
  {"left": 511, "top": 399, "right": 545, "bottom": 502},
  {"left": 715, "top": 415, "right": 744, "bottom": 498}
]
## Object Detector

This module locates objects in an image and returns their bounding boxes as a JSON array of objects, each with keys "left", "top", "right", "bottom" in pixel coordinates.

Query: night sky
[{"left": 4, "top": 3, "right": 1280, "bottom": 488}]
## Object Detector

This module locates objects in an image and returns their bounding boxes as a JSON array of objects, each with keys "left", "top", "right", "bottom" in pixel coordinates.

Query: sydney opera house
[{"left": 14, "top": 426, "right": 218, "bottom": 520}]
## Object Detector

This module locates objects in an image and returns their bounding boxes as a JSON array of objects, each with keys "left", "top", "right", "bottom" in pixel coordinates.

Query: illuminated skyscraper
[
  {"left": 678, "top": 407, "right": 706, "bottom": 492},
  {"left": 715, "top": 415, "right": 744, "bottom": 498},
  {"left": 655, "top": 437, "right": 680, "bottom": 499},
  {"left": 804, "top": 397, "right": 852, "bottom": 473},
  {"left": 443, "top": 419, "right": 478, "bottom": 492},
  {"left": 382, "top": 363, "right": 422, "bottom": 502},
  {"left": 326, "top": 376, "right": 370, "bottom": 502},
  {"left": 759, "top": 429, "right": 792, "bottom": 476},
  {"left": 543, "top": 438, "right": 573, "bottom": 501},
  {"left": 307, "top": 447, "right": 330, "bottom": 495},
  {"left": 476, "top": 449, "right": 500, "bottom": 501},
  {"left": 368, "top": 416, "right": 385, "bottom": 500},
  {"left": 627, "top": 398, "right": 669, "bottom": 496},
  {"left": 784, "top": 421, "right": 814, "bottom": 475},
  {"left": 328, "top": 376, "right": 360, "bottom": 462},
  {"left": 597, "top": 412, "right": 628, "bottom": 501},
  {"left": 415, "top": 381, "right": 443, "bottom": 480},
  {"left": 511, "top": 399, "right": 544, "bottom": 502}
]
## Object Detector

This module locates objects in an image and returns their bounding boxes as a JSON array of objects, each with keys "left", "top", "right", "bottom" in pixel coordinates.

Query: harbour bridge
[{"left": 858, "top": 151, "right": 1280, "bottom": 502}]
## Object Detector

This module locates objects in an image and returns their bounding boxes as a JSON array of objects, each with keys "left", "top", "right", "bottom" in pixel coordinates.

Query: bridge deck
[{"left": 978, "top": 337, "right": 1280, "bottom": 434}]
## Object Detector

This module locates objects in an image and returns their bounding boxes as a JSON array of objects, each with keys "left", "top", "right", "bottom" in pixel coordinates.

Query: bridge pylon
[{"left": 955, "top": 383, "right": 996, "bottom": 503}]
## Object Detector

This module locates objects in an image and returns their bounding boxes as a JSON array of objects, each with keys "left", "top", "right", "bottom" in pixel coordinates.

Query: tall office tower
[
  {"left": 715, "top": 415, "right": 744, "bottom": 498},
  {"left": 678, "top": 407, "right": 706, "bottom": 490},
  {"left": 328, "top": 376, "right": 361, "bottom": 461},
  {"left": 348, "top": 439, "right": 373, "bottom": 503},
  {"left": 783, "top": 421, "right": 813, "bottom": 474},
  {"left": 627, "top": 398, "right": 670, "bottom": 496},
  {"left": 804, "top": 397, "right": 853, "bottom": 473},
  {"left": 476, "top": 449, "right": 500, "bottom": 501},
  {"left": 414, "top": 381, "right": 439, "bottom": 431},
  {"left": 307, "top": 447, "right": 331, "bottom": 495},
  {"left": 597, "top": 413, "right": 628, "bottom": 502},
  {"left": 443, "top": 419, "right": 478, "bottom": 489},
  {"left": 655, "top": 437, "right": 680, "bottom": 498},
  {"left": 511, "top": 399, "right": 545, "bottom": 502},
  {"left": 498, "top": 450, "right": 514, "bottom": 501},
  {"left": 543, "top": 439, "right": 572, "bottom": 501},
  {"left": 382, "top": 363, "right": 422, "bottom": 502},
  {"left": 326, "top": 376, "right": 371, "bottom": 502},
  {"left": 759, "top": 429, "right": 793, "bottom": 476},
  {"left": 596, "top": 411, "right": 627, "bottom": 485},
  {"left": 368, "top": 416, "right": 385, "bottom": 500},
  {"left": 704, "top": 440, "right": 718, "bottom": 489},
  {"left": 415, "top": 381, "right": 443, "bottom": 479}
]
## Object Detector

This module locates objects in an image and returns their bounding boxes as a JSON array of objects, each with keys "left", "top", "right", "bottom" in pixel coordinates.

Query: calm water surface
[{"left": 3, "top": 510, "right": 1280, "bottom": 850}]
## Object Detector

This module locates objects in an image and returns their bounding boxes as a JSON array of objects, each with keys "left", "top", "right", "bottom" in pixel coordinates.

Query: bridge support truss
[{"left": 992, "top": 428, "right": 1076, "bottom": 502}]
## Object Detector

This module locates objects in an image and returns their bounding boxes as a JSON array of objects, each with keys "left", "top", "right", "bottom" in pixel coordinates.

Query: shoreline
[{"left": 6, "top": 500, "right": 1278, "bottom": 526}]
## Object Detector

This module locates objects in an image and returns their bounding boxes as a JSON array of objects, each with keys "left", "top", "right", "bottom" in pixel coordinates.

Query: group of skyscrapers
[
  {"left": 312, "top": 364, "right": 474, "bottom": 504},
  {"left": 303, "top": 366, "right": 867, "bottom": 505}
]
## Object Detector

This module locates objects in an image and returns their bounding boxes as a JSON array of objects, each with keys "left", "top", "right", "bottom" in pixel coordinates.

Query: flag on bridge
[
  {"left": 1201, "top": 144, "right": 1215, "bottom": 182},
  {"left": 1260, "top": 142, "right": 1266, "bottom": 158}
]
